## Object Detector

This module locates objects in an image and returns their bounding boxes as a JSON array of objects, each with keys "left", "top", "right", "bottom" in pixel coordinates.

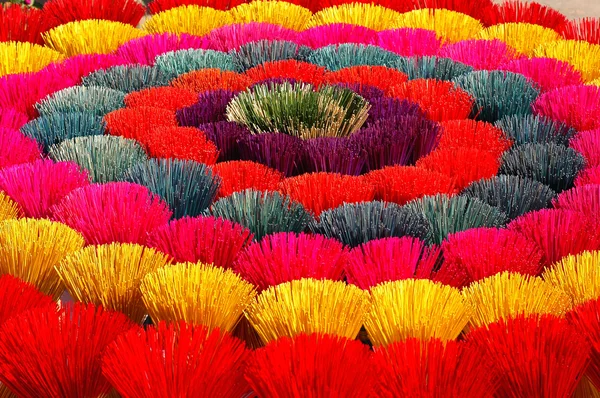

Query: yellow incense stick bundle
[
  {"left": 246, "top": 278, "right": 369, "bottom": 344},
  {"left": 365, "top": 279, "right": 471, "bottom": 346},
  {"left": 141, "top": 262, "right": 256, "bottom": 332},
  {"left": 463, "top": 271, "right": 570, "bottom": 328},
  {"left": 0, "top": 218, "right": 84, "bottom": 298},
  {"left": 57, "top": 243, "right": 171, "bottom": 323}
]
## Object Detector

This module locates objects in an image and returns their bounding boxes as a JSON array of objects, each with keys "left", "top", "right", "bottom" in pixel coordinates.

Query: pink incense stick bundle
[
  {"left": 235, "top": 232, "right": 348, "bottom": 291},
  {"left": 51, "top": 182, "right": 173, "bottom": 245},
  {"left": 147, "top": 215, "right": 253, "bottom": 268},
  {"left": 0, "top": 159, "right": 90, "bottom": 218},
  {"left": 345, "top": 236, "right": 441, "bottom": 290},
  {"left": 298, "top": 24, "right": 377, "bottom": 49},
  {"left": 377, "top": 28, "right": 441, "bottom": 57}
]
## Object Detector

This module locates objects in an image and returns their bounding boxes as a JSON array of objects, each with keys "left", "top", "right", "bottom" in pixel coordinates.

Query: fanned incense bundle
[
  {"left": 477, "top": 23, "right": 560, "bottom": 57},
  {"left": 323, "top": 65, "right": 408, "bottom": 95},
  {"left": 0, "top": 128, "right": 41, "bottom": 169},
  {"left": 57, "top": 243, "right": 171, "bottom": 322},
  {"left": 0, "top": 276, "right": 54, "bottom": 398},
  {"left": 0, "top": 192, "right": 20, "bottom": 222},
  {"left": 299, "top": 23, "right": 377, "bottom": 49},
  {"left": 554, "top": 185, "right": 600, "bottom": 226},
  {"left": 0, "top": 71, "right": 76, "bottom": 118},
  {"left": 279, "top": 172, "right": 375, "bottom": 217},
  {"left": 0, "top": 108, "right": 28, "bottom": 130},
  {"left": 232, "top": 40, "right": 311, "bottom": 72},
  {"left": 395, "top": 9, "right": 483, "bottom": 43},
  {"left": 467, "top": 315, "right": 590, "bottom": 398},
  {"left": 396, "top": 55, "right": 473, "bottom": 81},
  {"left": 365, "top": 98, "right": 426, "bottom": 124},
  {"left": 365, "top": 279, "right": 472, "bottom": 346},
  {"left": 246, "top": 278, "right": 370, "bottom": 344},
  {"left": 49, "top": 135, "right": 147, "bottom": 183},
  {"left": 246, "top": 333, "right": 378, "bottom": 397},
  {"left": 43, "top": 20, "right": 146, "bottom": 56},
  {"left": 115, "top": 33, "right": 204, "bottom": 66},
  {"left": 125, "top": 86, "right": 198, "bottom": 111},
  {"left": 195, "top": 122, "right": 247, "bottom": 161},
  {"left": 205, "top": 22, "right": 299, "bottom": 52},
  {"left": 171, "top": 68, "right": 251, "bottom": 93},
  {"left": 570, "top": 129, "right": 600, "bottom": 168},
  {"left": 307, "top": 4, "right": 401, "bottom": 31},
  {"left": 148, "top": 0, "right": 247, "bottom": 13},
  {"left": 462, "top": 175, "right": 556, "bottom": 219},
  {"left": 0, "top": 160, "right": 89, "bottom": 218},
  {"left": 437, "top": 39, "right": 518, "bottom": 70},
  {"left": 123, "top": 159, "right": 221, "bottom": 218},
  {"left": 210, "top": 189, "right": 313, "bottom": 241},
  {"left": 509, "top": 209, "right": 600, "bottom": 267},
  {"left": 237, "top": 132, "right": 307, "bottom": 177},
  {"left": 234, "top": 232, "right": 348, "bottom": 291},
  {"left": 40, "top": 53, "right": 128, "bottom": 84},
  {"left": 533, "top": 85, "right": 600, "bottom": 131},
  {"left": 373, "top": 338, "right": 496, "bottom": 397},
  {"left": 391, "top": 79, "right": 474, "bottom": 122},
  {"left": 21, "top": 111, "right": 106, "bottom": 150},
  {"left": 226, "top": 82, "right": 370, "bottom": 138},
  {"left": 495, "top": 114, "right": 575, "bottom": 146},
  {"left": 453, "top": 70, "right": 539, "bottom": 122},
  {"left": 534, "top": 40, "right": 600, "bottom": 82},
  {"left": 0, "top": 303, "right": 135, "bottom": 398},
  {"left": 42, "top": 0, "right": 145, "bottom": 28},
  {"left": 141, "top": 262, "right": 256, "bottom": 332},
  {"left": 143, "top": 126, "right": 220, "bottom": 165},
  {"left": 155, "top": 49, "right": 236, "bottom": 78},
  {"left": 567, "top": 298, "right": 600, "bottom": 391},
  {"left": 0, "top": 41, "right": 63, "bottom": 77},
  {"left": 147, "top": 215, "right": 253, "bottom": 267},
  {"left": 463, "top": 272, "right": 570, "bottom": 328},
  {"left": 484, "top": 0, "right": 568, "bottom": 30},
  {"left": 0, "top": 275, "right": 55, "bottom": 327},
  {"left": 50, "top": 182, "right": 172, "bottom": 245},
  {"left": 317, "top": 0, "right": 409, "bottom": 12},
  {"left": 377, "top": 28, "right": 441, "bottom": 57},
  {"left": 416, "top": 148, "right": 501, "bottom": 190},
  {"left": 404, "top": 194, "right": 508, "bottom": 245},
  {"left": 177, "top": 89, "right": 238, "bottom": 125},
  {"left": 500, "top": 57, "right": 583, "bottom": 92},
  {"left": 576, "top": 166, "right": 600, "bottom": 187},
  {"left": 307, "top": 43, "right": 400, "bottom": 71},
  {"left": 499, "top": 143, "right": 585, "bottom": 193},
  {"left": 563, "top": 17, "right": 600, "bottom": 45},
  {"left": 230, "top": 1, "right": 313, "bottom": 30},
  {"left": 0, "top": 218, "right": 85, "bottom": 298},
  {"left": 36, "top": 86, "right": 126, "bottom": 116},
  {"left": 213, "top": 160, "right": 283, "bottom": 198},
  {"left": 440, "top": 228, "right": 543, "bottom": 287},
  {"left": 367, "top": 166, "right": 455, "bottom": 206},
  {"left": 104, "top": 106, "right": 177, "bottom": 140},
  {"left": 102, "top": 321, "right": 250, "bottom": 398},
  {"left": 245, "top": 60, "right": 327, "bottom": 86},
  {"left": 543, "top": 251, "right": 600, "bottom": 307},
  {"left": 438, "top": 119, "right": 512, "bottom": 158},
  {"left": 345, "top": 236, "right": 441, "bottom": 289},
  {"left": 82, "top": 65, "right": 171, "bottom": 94},
  {"left": 147, "top": 217, "right": 253, "bottom": 268},
  {"left": 310, "top": 200, "right": 431, "bottom": 247},
  {"left": 144, "top": 5, "right": 233, "bottom": 36},
  {"left": 0, "top": 3, "right": 46, "bottom": 44}
]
